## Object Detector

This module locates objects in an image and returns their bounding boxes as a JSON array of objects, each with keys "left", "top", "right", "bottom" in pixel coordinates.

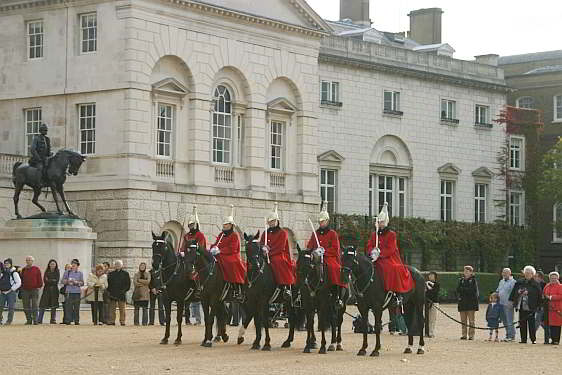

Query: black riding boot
[
  {"left": 335, "top": 286, "right": 346, "bottom": 309},
  {"left": 282, "top": 285, "right": 293, "bottom": 306},
  {"left": 232, "top": 284, "right": 244, "bottom": 303}
]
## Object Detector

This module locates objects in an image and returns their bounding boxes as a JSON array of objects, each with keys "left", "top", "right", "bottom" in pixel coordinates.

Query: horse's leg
[
  {"left": 174, "top": 301, "right": 183, "bottom": 345},
  {"left": 238, "top": 306, "right": 253, "bottom": 345},
  {"left": 262, "top": 303, "right": 272, "bottom": 351},
  {"left": 303, "top": 309, "right": 314, "bottom": 353},
  {"left": 318, "top": 315, "right": 327, "bottom": 354},
  {"left": 282, "top": 305, "right": 295, "bottom": 348},
  {"left": 57, "top": 185, "right": 75, "bottom": 216},
  {"left": 357, "top": 306, "right": 369, "bottom": 356},
  {"left": 310, "top": 313, "right": 317, "bottom": 348},
  {"left": 417, "top": 302, "right": 425, "bottom": 354},
  {"left": 31, "top": 186, "right": 46, "bottom": 213},
  {"left": 328, "top": 303, "right": 337, "bottom": 351},
  {"left": 251, "top": 303, "right": 262, "bottom": 350},
  {"left": 371, "top": 308, "right": 383, "bottom": 357},
  {"left": 13, "top": 183, "right": 23, "bottom": 218},
  {"left": 219, "top": 304, "right": 229, "bottom": 343},
  {"left": 201, "top": 300, "right": 213, "bottom": 347},
  {"left": 50, "top": 182, "right": 63, "bottom": 215},
  {"left": 336, "top": 304, "right": 345, "bottom": 351},
  {"left": 161, "top": 299, "right": 172, "bottom": 344}
]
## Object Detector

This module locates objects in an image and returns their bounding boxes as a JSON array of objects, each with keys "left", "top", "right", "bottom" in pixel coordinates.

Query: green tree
[{"left": 538, "top": 137, "right": 562, "bottom": 234}]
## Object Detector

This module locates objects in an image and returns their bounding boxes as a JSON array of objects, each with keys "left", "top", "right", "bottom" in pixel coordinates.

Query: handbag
[
  {"left": 59, "top": 285, "right": 67, "bottom": 295},
  {"left": 132, "top": 287, "right": 142, "bottom": 301}
]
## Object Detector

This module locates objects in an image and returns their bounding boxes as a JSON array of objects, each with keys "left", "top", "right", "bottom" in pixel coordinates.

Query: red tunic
[
  {"left": 306, "top": 228, "right": 347, "bottom": 287},
  {"left": 366, "top": 229, "right": 413, "bottom": 293},
  {"left": 181, "top": 230, "right": 207, "bottom": 251},
  {"left": 212, "top": 231, "right": 246, "bottom": 284},
  {"left": 259, "top": 227, "right": 296, "bottom": 285},
  {"left": 544, "top": 282, "right": 562, "bottom": 326}
]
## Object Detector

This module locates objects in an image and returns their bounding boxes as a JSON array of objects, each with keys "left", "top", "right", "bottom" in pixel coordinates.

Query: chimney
[
  {"left": 474, "top": 54, "right": 499, "bottom": 67},
  {"left": 340, "top": 0, "right": 371, "bottom": 27},
  {"left": 408, "top": 8, "right": 443, "bottom": 45}
]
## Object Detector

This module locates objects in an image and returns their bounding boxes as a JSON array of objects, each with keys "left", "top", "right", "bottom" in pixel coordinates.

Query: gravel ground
[{"left": 3, "top": 304, "right": 558, "bottom": 374}]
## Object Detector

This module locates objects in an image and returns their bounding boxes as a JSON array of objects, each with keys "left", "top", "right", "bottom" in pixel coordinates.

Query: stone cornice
[{"left": 319, "top": 52, "right": 510, "bottom": 93}]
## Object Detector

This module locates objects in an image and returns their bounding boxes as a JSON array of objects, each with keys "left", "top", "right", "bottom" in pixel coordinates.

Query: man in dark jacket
[
  {"left": 107, "top": 260, "right": 130, "bottom": 326},
  {"left": 456, "top": 265, "right": 479, "bottom": 340},
  {"left": 148, "top": 268, "right": 165, "bottom": 326},
  {"left": 509, "top": 265, "right": 542, "bottom": 344}
]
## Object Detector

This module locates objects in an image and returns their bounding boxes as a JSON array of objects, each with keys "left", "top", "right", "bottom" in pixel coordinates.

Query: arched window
[
  {"left": 212, "top": 85, "right": 232, "bottom": 164},
  {"left": 516, "top": 96, "right": 534, "bottom": 109}
]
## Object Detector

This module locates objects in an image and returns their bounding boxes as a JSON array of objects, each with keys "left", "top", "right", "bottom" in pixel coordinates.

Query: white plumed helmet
[
  {"left": 376, "top": 202, "right": 389, "bottom": 226},
  {"left": 267, "top": 202, "right": 280, "bottom": 223},
  {"left": 318, "top": 200, "right": 330, "bottom": 223},
  {"left": 223, "top": 204, "right": 235, "bottom": 225},
  {"left": 188, "top": 205, "right": 200, "bottom": 227}
]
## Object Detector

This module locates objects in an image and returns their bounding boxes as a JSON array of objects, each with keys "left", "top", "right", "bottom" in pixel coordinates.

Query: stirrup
[
  {"left": 269, "top": 287, "right": 281, "bottom": 305},
  {"left": 382, "top": 291, "right": 393, "bottom": 310}
]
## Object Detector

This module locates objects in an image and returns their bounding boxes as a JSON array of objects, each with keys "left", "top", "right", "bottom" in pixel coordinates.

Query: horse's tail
[{"left": 12, "top": 161, "right": 23, "bottom": 185}]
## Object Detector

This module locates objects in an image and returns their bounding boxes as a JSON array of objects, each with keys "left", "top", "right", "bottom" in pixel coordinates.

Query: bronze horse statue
[{"left": 12, "top": 149, "right": 85, "bottom": 218}]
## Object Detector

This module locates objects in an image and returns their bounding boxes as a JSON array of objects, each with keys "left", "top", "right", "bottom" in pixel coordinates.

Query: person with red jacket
[
  {"left": 21, "top": 255, "right": 43, "bottom": 325},
  {"left": 306, "top": 201, "right": 347, "bottom": 308},
  {"left": 260, "top": 202, "right": 296, "bottom": 304},
  {"left": 365, "top": 203, "right": 413, "bottom": 306},
  {"left": 210, "top": 205, "right": 246, "bottom": 302},
  {"left": 181, "top": 205, "right": 207, "bottom": 252},
  {"left": 543, "top": 271, "right": 562, "bottom": 345}
]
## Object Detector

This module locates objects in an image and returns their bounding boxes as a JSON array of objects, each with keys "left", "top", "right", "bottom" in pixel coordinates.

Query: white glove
[
  {"left": 370, "top": 248, "right": 380, "bottom": 261},
  {"left": 426, "top": 281, "right": 434, "bottom": 290},
  {"left": 315, "top": 247, "right": 325, "bottom": 256},
  {"left": 262, "top": 245, "right": 270, "bottom": 255},
  {"left": 179, "top": 251, "right": 185, "bottom": 258},
  {"left": 210, "top": 247, "right": 220, "bottom": 256}
]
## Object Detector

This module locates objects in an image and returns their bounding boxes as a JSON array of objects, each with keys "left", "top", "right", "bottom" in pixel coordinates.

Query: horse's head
[
  {"left": 182, "top": 239, "right": 200, "bottom": 276},
  {"left": 244, "top": 231, "right": 262, "bottom": 277},
  {"left": 341, "top": 246, "right": 359, "bottom": 284},
  {"left": 151, "top": 231, "right": 168, "bottom": 271},
  {"left": 59, "top": 149, "right": 86, "bottom": 175},
  {"left": 296, "top": 247, "right": 315, "bottom": 281}
]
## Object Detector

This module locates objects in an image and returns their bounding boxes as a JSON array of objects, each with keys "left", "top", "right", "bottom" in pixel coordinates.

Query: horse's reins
[
  {"left": 247, "top": 242, "right": 266, "bottom": 289},
  {"left": 343, "top": 257, "right": 375, "bottom": 298},
  {"left": 302, "top": 253, "right": 324, "bottom": 297}
]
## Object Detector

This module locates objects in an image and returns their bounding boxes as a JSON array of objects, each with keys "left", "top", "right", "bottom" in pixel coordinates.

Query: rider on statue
[
  {"left": 365, "top": 202, "right": 414, "bottom": 307},
  {"left": 210, "top": 204, "right": 246, "bottom": 302},
  {"left": 306, "top": 201, "right": 348, "bottom": 308},
  {"left": 260, "top": 202, "right": 296, "bottom": 305},
  {"left": 29, "top": 123, "right": 52, "bottom": 185},
  {"left": 181, "top": 205, "right": 207, "bottom": 252}
]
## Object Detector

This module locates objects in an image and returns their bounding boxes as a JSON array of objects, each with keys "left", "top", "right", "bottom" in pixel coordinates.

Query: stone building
[{"left": 0, "top": 0, "right": 507, "bottom": 270}]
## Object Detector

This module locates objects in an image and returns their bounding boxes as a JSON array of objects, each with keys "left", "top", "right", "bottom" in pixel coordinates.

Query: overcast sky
[{"left": 307, "top": 0, "right": 561, "bottom": 60}]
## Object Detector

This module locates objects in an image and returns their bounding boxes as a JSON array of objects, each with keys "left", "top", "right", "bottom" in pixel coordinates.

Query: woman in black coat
[
  {"left": 456, "top": 265, "right": 479, "bottom": 340},
  {"left": 509, "top": 265, "right": 542, "bottom": 344},
  {"left": 38, "top": 259, "right": 60, "bottom": 324}
]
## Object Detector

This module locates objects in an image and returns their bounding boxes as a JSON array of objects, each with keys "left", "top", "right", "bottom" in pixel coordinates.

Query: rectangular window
[
  {"left": 440, "top": 180, "right": 454, "bottom": 222},
  {"left": 510, "top": 137, "right": 523, "bottom": 170},
  {"left": 320, "top": 169, "right": 337, "bottom": 214},
  {"left": 157, "top": 104, "right": 174, "bottom": 157},
  {"left": 321, "top": 81, "right": 341, "bottom": 106},
  {"left": 378, "top": 175, "right": 393, "bottom": 215},
  {"left": 270, "top": 121, "right": 283, "bottom": 170},
  {"left": 383, "top": 90, "right": 401, "bottom": 113},
  {"left": 24, "top": 108, "right": 42, "bottom": 153},
  {"left": 369, "top": 174, "right": 407, "bottom": 218},
  {"left": 555, "top": 95, "right": 562, "bottom": 121},
  {"left": 475, "top": 105, "right": 489, "bottom": 125},
  {"left": 398, "top": 177, "right": 406, "bottom": 218},
  {"left": 27, "top": 20, "right": 44, "bottom": 59},
  {"left": 80, "top": 13, "right": 97, "bottom": 53},
  {"left": 79, "top": 103, "right": 96, "bottom": 155},
  {"left": 509, "top": 191, "right": 523, "bottom": 226},
  {"left": 441, "top": 99, "right": 457, "bottom": 120},
  {"left": 237, "top": 114, "right": 244, "bottom": 167},
  {"left": 474, "top": 183, "right": 487, "bottom": 223},
  {"left": 554, "top": 204, "right": 562, "bottom": 242}
]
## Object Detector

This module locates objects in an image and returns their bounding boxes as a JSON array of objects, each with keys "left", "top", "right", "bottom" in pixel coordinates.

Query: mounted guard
[
  {"left": 259, "top": 202, "right": 296, "bottom": 305},
  {"left": 306, "top": 201, "right": 347, "bottom": 308},
  {"left": 365, "top": 202, "right": 414, "bottom": 306},
  {"left": 181, "top": 205, "right": 207, "bottom": 251},
  {"left": 210, "top": 204, "right": 246, "bottom": 302}
]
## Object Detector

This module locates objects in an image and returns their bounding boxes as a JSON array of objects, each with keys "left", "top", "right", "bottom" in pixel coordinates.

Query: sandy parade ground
[{"left": 3, "top": 303, "right": 559, "bottom": 374}]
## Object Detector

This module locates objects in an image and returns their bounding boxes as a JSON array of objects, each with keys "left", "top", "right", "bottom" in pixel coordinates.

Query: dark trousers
[
  {"left": 90, "top": 302, "right": 104, "bottom": 324},
  {"left": 519, "top": 309, "right": 536, "bottom": 343},
  {"left": 22, "top": 289, "right": 39, "bottom": 323},
  {"left": 549, "top": 326, "right": 561, "bottom": 344},
  {"left": 149, "top": 292, "right": 165, "bottom": 325},
  {"left": 65, "top": 293, "right": 81, "bottom": 323}
]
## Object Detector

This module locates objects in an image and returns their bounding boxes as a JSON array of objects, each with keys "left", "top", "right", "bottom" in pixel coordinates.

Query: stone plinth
[{"left": 0, "top": 217, "right": 97, "bottom": 274}]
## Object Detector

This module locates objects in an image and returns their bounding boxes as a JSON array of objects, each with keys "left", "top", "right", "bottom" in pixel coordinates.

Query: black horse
[
  {"left": 341, "top": 246, "right": 426, "bottom": 357},
  {"left": 13, "top": 149, "right": 85, "bottom": 218},
  {"left": 151, "top": 232, "right": 197, "bottom": 345},
  {"left": 183, "top": 241, "right": 230, "bottom": 347},
  {"left": 236, "top": 232, "right": 297, "bottom": 350},
  {"left": 297, "top": 247, "right": 348, "bottom": 354}
]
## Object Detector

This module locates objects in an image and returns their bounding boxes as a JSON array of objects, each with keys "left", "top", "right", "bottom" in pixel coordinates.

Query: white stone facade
[{"left": 0, "top": 0, "right": 507, "bottom": 269}]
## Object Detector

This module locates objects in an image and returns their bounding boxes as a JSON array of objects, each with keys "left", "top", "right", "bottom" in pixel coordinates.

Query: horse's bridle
[
  {"left": 151, "top": 240, "right": 182, "bottom": 290},
  {"left": 299, "top": 251, "right": 324, "bottom": 297},
  {"left": 247, "top": 239, "right": 265, "bottom": 289},
  {"left": 342, "top": 250, "right": 374, "bottom": 298}
]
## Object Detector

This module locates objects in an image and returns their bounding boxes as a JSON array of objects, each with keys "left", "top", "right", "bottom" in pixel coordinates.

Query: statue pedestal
[{"left": 0, "top": 217, "right": 97, "bottom": 274}]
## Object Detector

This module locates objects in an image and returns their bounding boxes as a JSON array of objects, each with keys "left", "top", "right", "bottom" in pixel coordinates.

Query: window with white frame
[
  {"left": 320, "top": 168, "right": 337, "bottom": 214},
  {"left": 369, "top": 174, "right": 407, "bottom": 217},
  {"left": 509, "top": 137, "right": 524, "bottom": 170},
  {"left": 554, "top": 203, "right": 562, "bottom": 242},
  {"left": 475, "top": 105, "right": 490, "bottom": 125},
  {"left": 212, "top": 85, "right": 232, "bottom": 164},
  {"left": 509, "top": 191, "right": 523, "bottom": 226},
  {"left": 516, "top": 96, "right": 534, "bottom": 109},
  {"left": 554, "top": 95, "right": 562, "bottom": 121},
  {"left": 440, "top": 180, "right": 454, "bottom": 221},
  {"left": 80, "top": 13, "right": 97, "bottom": 53},
  {"left": 441, "top": 99, "right": 457, "bottom": 121},
  {"left": 321, "top": 81, "right": 340, "bottom": 105},
  {"left": 270, "top": 120, "right": 284, "bottom": 170},
  {"left": 156, "top": 104, "right": 174, "bottom": 157},
  {"left": 383, "top": 90, "right": 401, "bottom": 113},
  {"left": 78, "top": 103, "right": 96, "bottom": 155},
  {"left": 27, "top": 20, "right": 44, "bottom": 59},
  {"left": 24, "top": 108, "right": 42, "bottom": 153},
  {"left": 237, "top": 114, "right": 245, "bottom": 167},
  {"left": 474, "top": 183, "right": 487, "bottom": 223}
]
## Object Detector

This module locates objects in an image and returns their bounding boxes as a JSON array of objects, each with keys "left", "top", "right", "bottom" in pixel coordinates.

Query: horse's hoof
[
  {"left": 213, "top": 336, "right": 221, "bottom": 343},
  {"left": 309, "top": 342, "right": 317, "bottom": 349},
  {"left": 16, "top": 215, "right": 22, "bottom": 219},
  {"left": 237, "top": 337, "right": 244, "bottom": 345},
  {"left": 417, "top": 348, "right": 425, "bottom": 355},
  {"left": 370, "top": 350, "right": 380, "bottom": 357},
  {"left": 202, "top": 340, "right": 212, "bottom": 348},
  {"left": 222, "top": 334, "right": 229, "bottom": 343},
  {"left": 251, "top": 343, "right": 260, "bottom": 350},
  {"left": 403, "top": 347, "right": 412, "bottom": 354},
  {"left": 160, "top": 339, "right": 168, "bottom": 345},
  {"left": 174, "top": 339, "right": 182, "bottom": 346},
  {"left": 262, "top": 345, "right": 271, "bottom": 351},
  {"left": 357, "top": 349, "right": 366, "bottom": 356},
  {"left": 303, "top": 347, "right": 311, "bottom": 353},
  {"left": 281, "top": 341, "right": 291, "bottom": 348},
  {"left": 327, "top": 344, "right": 335, "bottom": 352},
  {"left": 319, "top": 347, "right": 327, "bottom": 354},
  {"left": 336, "top": 344, "right": 344, "bottom": 351}
]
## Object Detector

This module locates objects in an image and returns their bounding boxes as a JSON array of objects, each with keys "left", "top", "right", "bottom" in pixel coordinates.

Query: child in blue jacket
[{"left": 486, "top": 292, "right": 502, "bottom": 341}]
